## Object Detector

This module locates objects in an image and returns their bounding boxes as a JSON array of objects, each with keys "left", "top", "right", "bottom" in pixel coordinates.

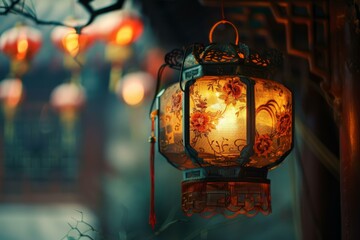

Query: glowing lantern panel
[
  {"left": 158, "top": 83, "right": 196, "bottom": 169},
  {"left": 159, "top": 77, "right": 292, "bottom": 168},
  {"left": 189, "top": 76, "right": 247, "bottom": 165},
  {"left": 251, "top": 79, "right": 292, "bottom": 167}
]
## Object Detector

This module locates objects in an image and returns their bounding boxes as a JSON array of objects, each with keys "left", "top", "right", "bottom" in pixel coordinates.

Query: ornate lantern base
[{"left": 181, "top": 168, "right": 271, "bottom": 218}]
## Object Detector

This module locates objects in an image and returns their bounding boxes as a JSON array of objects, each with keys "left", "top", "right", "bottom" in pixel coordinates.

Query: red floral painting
[
  {"left": 219, "top": 78, "right": 245, "bottom": 105},
  {"left": 254, "top": 134, "right": 273, "bottom": 157},
  {"left": 250, "top": 79, "right": 292, "bottom": 167},
  {"left": 190, "top": 112, "right": 212, "bottom": 133},
  {"left": 276, "top": 112, "right": 292, "bottom": 136}
]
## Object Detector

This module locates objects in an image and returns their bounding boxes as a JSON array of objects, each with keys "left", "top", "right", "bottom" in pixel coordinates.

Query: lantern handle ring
[{"left": 209, "top": 20, "right": 239, "bottom": 45}]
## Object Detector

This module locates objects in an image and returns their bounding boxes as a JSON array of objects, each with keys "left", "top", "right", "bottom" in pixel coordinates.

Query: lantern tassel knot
[{"left": 149, "top": 110, "right": 158, "bottom": 229}]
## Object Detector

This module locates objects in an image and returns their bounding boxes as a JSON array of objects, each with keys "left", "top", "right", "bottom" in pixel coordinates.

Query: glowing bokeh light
[
  {"left": 115, "top": 25, "right": 134, "bottom": 45},
  {"left": 121, "top": 79, "right": 145, "bottom": 106},
  {"left": 16, "top": 38, "right": 29, "bottom": 60},
  {"left": 62, "top": 31, "right": 80, "bottom": 57}
]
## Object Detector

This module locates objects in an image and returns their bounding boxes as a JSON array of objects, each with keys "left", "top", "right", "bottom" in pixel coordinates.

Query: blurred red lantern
[
  {"left": 0, "top": 24, "right": 42, "bottom": 77},
  {"left": 51, "top": 20, "right": 96, "bottom": 57},
  {"left": 108, "top": 15, "right": 143, "bottom": 46},
  {"left": 50, "top": 82, "right": 86, "bottom": 146},
  {"left": 96, "top": 10, "right": 144, "bottom": 46},
  {"left": 0, "top": 78, "right": 23, "bottom": 109},
  {"left": 96, "top": 10, "right": 144, "bottom": 92},
  {"left": 50, "top": 82, "right": 86, "bottom": 123},
  {"left": 0, "top": 24, "right": 42, "bottom": 62},
  {"left": 0, "top": 78, "right": 24, "bottom": 140}
]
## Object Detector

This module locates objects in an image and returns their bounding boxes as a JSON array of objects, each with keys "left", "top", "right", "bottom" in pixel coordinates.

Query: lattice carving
[
  {"left": 183, "top": 42, "right": 282, "bottom": 78},
  {"left": 165, "top": 48, "right": 184, "bottom": 70}
]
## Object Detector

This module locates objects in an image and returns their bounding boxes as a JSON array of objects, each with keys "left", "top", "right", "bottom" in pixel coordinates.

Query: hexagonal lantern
[{"left": 148, "top": 20, "right": 293, "bottom": 228}]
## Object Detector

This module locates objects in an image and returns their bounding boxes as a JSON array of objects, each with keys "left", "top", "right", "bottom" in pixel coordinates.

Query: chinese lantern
[
  {"left": 148, "top": 20, "right": 293, "bottom": 228},
  {"left": 0, "top": 23, "right": 42, "bottom": 77},
  {"left": 0, "top": 78, "right": 23, "bottom": 109},
  {"left": 50, "top": 82, "right": 86, "bottom": 147},
  {"left": 0, "top": 77, "right": 23, "bottom": 122},
  {"left": 97, "top": 10, "right": 144, "bottom": 92},
  {"left": 50, "top": 82, "right": 86, "bottom": 123}
]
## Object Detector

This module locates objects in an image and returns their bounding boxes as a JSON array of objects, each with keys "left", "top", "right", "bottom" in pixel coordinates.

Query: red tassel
[{"left": 149, "top": 110, "right": 157, "bottom": 229}]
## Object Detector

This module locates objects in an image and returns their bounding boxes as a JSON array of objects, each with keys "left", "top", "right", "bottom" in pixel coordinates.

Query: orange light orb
[
  {"left": 0, "top": 78, "right": 23, "bottom": 108},
  {"left": 122, "top": 80, "right": 144, "bottom": 105},
  {"left": 0, "top": 24, "right": 42, "bottom": 61},
  {"left": 117, "top": 72, "right": 154, "bottom": 106}
]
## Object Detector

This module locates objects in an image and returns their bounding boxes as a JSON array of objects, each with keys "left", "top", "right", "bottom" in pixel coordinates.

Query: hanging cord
[
  {"left": 148, "top": 48, "right": 186, "bottom": 228},
  {"left": 221, "top": 0, "right": 225, "bottom": 20},
  {"left": 148, "top": 62, "right": 168, "bottom": 229},
  {"left": 149, "top": 63, "right": 168, "bottom": 118},
  {"left": 149, "top": 109, "right": 158, "bottom": 229}
]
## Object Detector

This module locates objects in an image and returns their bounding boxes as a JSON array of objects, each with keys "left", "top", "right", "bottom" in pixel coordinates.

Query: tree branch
[
  {"left": 0, "top": 0, "right": 126, "bottom": 32},
  {"left": 0, "top": 0, "right": 19, "bottom": 14}
]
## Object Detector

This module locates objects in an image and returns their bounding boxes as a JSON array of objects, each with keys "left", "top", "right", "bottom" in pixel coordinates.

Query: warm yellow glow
[
  {"left": 115, "top": 25, "right": 134, "bottom": 45},
  {"left": 208, "top": 101, "right": 245, "bottom": 131},
  {"left": 256, "top": 110, "right": 273, "bottom": 135},
  {"left": 16, "top": 38, "right": 28, "bottom": 60},
  {"left": 122, "top": 80, "right": 145, "bottom": 105},
  {"left": 217, "top": 106, "right": 245, "bottom": 131},
  {"left": 63, "top": 31, "right": 80, "bottom": 56}
]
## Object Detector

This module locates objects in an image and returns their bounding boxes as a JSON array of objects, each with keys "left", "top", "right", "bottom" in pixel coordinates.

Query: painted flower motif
[
  {"left": 276, "top": 112, "right": 292, "bottom": 136},
  {"left": 254, "top": 134, "right": 273, "bottom": 157},
  {"left": 223, "top": 79, "right": 242, "bottom": 98},
  {"left": 171, "top": 91, "right": 182, "bottom": 113},
  {"left": 191, "top": 112, "right": 212, "bottom": 133},
  {"left": 219, "top": 78, "right": 244, "bottom": 105}
]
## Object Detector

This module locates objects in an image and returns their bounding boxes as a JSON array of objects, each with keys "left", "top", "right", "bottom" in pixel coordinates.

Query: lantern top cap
[
  {"left": 164, "top": 42, "right": 283, "bottom": 80},
  {"left": 163, "top": 19, "right": 282, "bottom": 79}
]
